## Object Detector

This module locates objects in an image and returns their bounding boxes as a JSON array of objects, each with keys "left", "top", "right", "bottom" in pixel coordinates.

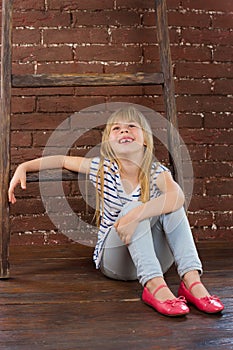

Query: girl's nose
[{"left": 120, "top": 126, "right": 128, "bottom": 133}]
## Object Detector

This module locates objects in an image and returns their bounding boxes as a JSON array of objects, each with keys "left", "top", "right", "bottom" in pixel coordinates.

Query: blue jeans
[{"left": 100, "top": 202, "right": 203, "bottom": 286}]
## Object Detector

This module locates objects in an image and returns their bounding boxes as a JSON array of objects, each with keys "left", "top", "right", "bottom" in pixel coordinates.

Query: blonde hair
[{"left": 95, "top": 106, "right": 154, "bottom": 226}]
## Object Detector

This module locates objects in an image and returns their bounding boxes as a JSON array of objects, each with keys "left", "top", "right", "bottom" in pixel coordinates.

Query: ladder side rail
[
  {"left": 0, "top": 0, "right": 13, "bottom": 278},
  {"left": 155, "top": 0, "right": 184, "bottom": 191}
]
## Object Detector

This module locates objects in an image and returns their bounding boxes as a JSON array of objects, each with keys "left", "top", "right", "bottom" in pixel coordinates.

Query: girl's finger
[{"left": 20, "top": 178, "right": 26, "bottom": 189}]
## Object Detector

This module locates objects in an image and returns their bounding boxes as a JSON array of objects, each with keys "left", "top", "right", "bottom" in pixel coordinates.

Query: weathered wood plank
[
  {"left": 12, "top": 72, "right": 164, "bottom": 87},
  {"left": 0, "top": 242, "right": 232, "bottom": 350},
  {"left": 25, "top": 169, "right": 81, "bottom": 182},
  {"left": 155, "top": 0, "right": 184, "bottom": 192},
  {"left": 0, "top": 0, "right": 13, "bottom": 278}
]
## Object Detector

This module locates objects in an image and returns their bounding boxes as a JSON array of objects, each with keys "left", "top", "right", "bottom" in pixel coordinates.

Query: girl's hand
[
  {"left": 8, "top": 164, "right": 27, "bottom": 204},
  {"left": 114, "top": 210, "right": 140, "bottom": 245}
]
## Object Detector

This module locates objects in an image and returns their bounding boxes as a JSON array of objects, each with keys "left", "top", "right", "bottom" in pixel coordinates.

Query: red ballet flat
[
  {"left": 142, "top": 284, "right": 190, "bottom": 317},
  {"left": 178, "top": 281, "right": 224, "bottom": 314}
]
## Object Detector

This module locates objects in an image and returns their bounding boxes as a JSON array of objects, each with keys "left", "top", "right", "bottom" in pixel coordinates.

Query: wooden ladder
[{"left": 0, "top": 0, "right": 183, "bottom": 278}]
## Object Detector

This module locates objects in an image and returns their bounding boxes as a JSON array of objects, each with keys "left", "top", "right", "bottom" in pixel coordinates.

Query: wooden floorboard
[{"left": 0, "top": 242, "right": 232, "bottom": 350}]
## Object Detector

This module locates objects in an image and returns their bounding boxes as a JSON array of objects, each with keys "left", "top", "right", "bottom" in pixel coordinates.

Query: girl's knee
[
  {"left": 120, "top": 201, "right": 142, "bottom": 216},
  {"left": 163, "top": 207, "right": 187, "bottom": 233}
]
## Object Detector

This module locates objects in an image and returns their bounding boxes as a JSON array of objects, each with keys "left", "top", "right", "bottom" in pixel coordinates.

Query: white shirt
[{"left": 89, "top": 157, "right": 170, "bottom": 268}]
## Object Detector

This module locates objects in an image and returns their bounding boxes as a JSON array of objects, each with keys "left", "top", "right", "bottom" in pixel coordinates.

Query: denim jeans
[{"left": 100, "top": 201, "right": 203, "bottom": 286}]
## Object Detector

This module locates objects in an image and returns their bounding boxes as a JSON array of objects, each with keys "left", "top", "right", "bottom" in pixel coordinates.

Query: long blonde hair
[{"left": 95, "top": 106, "right": 154, "bottom": 226}]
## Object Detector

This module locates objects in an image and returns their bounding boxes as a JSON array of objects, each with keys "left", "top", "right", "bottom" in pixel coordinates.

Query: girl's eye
[
  {"left": 129, "top": 124, "right": 137, "bottom": 128},
  {"left": 112, "top": 126, "right": 120, "bottom": 131}
]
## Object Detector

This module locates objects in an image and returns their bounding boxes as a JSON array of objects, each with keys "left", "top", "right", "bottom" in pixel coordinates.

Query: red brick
[
  {"left": 13, "top": 46, "right": 73, "bottom": 63},
  {"left": 142, "top": 12, "right": 156, "bottom": 27},
  {"left": 6, "top": 0, "right": 233, "bottom": 242},
  {"left": 10, "top": 232, "right": 46, "bottom": 245},
  {"left": 11, "top": 96, "right": 35, "bottom": 113},
  {"left": 214, "top": 79, "right": 233, "bottom": 94},
  {"left": 44, "top": 233, "right": 72, "bottom": 245},
  {"left": 43, "top": 28, "right": 109, "bottom": 45},
  {"left": 181, "top": 28, "right": 233, "bottom": 46},
  {"left": 13, "top": 11, "right": 71, "bottom": 28},
  {"left": 143, "top": 45, "right": 160, "bottom": 61},
  {"left": 183, "top": 144, "right": 206, "bottom": 160},
  {"left": 37, "top": 62, "right": 103, "bottom": 74},
  {"left": 11, "top": 113, "right": 70, "bottom": 131},
  {"left": 206, "top": 180, "right": 233, "bottom": 195},
  {"left": 175, "top": 62, "right": 233, "bottom": 79},
  {"left": 168, "top": 12, "right": 211, "bottom": 28},
  {"left": 11, "top": 147, "right": 44, "bottom": 164},
  {"left": 14, "top": 182, "right": 41, "bottom": 198},
  {"left": 104, "top": 62, "right": 161, "bottom": 74},
  {"left": 73, "top": 10, "right": 141, "bottom": 27},
  {"left": 11, "top": 131, "right": 32, "bottom": 147},
  {"left": 178, "top": 113, "right": 203, "bottom": 128},
  {"left": 33, "top": 129, "right": 102, "bottom": 147},
  {"left": 215, "top": 212, "right": 233, "bottom": 226},
  {"left": 180, "top": 129, "right": 233, "bottom": 144},
  {"left": 107, "top": 95, "right": 164, "bottom": 112},
  {"left": 12, "top": 63, "right": 34, "bottom": 75},
  {"left": 177, "top": 95, "right": 233, "bottom": 112},
  {"left": 111, "top": 28, "right": 179, "bottom": 44},
  {"left": 48, "top": 0, "right": 114, "bottom": 10},
  {"left": 13, "top": 29, "right": 40, "bottom": 45},
  {"left": 188, "top": 212, "right": 214, "bottom": 227},
  {"left": 37, "top": 96, "right": 106, "bottom": 113},
  {"left": 166, "top": 0, "right": 181, "bottom": 8},
  {"left": 75, "top": 45, "right": 142, "bottom": 62},
  {"left": 204, "top": 113, "right": 233, "bottom": 128},
  {"left": 116, "top": 0, "right": 155, "bottom": 9},
  {"left": 10, "top": 199, "right": 45, "bottom": 215},
  {"left": 189, "top": 195, "right": 232, "bottom": 211},
  {"left": 13, "top": 182, "right": 71, "bottom": 198},
  {"left": 182, "top": 0, "right": 233, "bottom": 12},
  {"left": 192, "top": 179, "right": 204, "bottom": 195},
  {"left": 10, "top": 214, "right": 55, "bottom": 233},
  {"left": 193, "top": 228, "right": 232, "bottom": 241},
  {"left": 207, "top": 145, "right": 233, "bottom": 161},
  {"left": 74, "top": 86, "right": 144, "bottom": 96},
  {"left": 175, "top": 79, "right": 212, "bottom": 94},
  {"left": 13, "top": 0, "right": 45, "bottom": 10},
  {"left": 171, "top": 46, "right": 212, "bottom": 62},
  {"left": 12, "top": 87, "right": 74, "bottom": 97},
  {"left": 212, "top": 14, "right": 233, "bottom": 29},
  {"left": 193, "top": 162, "right": 232, "bottom": 178},
  {"left": 213, "top": 47, "right": 233, "bottom": 62}
]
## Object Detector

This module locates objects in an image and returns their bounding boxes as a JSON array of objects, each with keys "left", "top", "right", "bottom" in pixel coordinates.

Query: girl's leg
[
  {"left": 154, "top": 207, "right": 215, "bottom": 298},
  {"left": 101, "top": 202, "right": 191, "bottom": 315},
  {"left": 154, "top": 207, "right": 203, "bottom": 278},
  {"left": 101, "top": 202, "right": 175, "bottom": 297}
]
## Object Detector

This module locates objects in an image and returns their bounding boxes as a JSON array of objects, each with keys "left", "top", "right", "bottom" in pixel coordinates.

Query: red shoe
[
  {"left": 178, "top": 281, "right": 224, "bottom": 314},
  {"left": 142, "top": 284, "right": 189, "bottom": 317}
]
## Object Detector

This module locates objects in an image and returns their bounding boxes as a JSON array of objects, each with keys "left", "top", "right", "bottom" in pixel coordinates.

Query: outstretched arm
[{"left": 8, "top": 155, "right": 91, "bottom": 204}]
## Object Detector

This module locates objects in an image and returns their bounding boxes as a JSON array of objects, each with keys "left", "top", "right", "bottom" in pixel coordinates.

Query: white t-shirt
[{"left": 89, "top": 157, "right": 170, "bottom": 268}]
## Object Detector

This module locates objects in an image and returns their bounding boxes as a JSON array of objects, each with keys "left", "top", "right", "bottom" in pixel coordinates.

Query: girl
[{"left": 8, "top": 106, "right": 224, "bottom": 317}]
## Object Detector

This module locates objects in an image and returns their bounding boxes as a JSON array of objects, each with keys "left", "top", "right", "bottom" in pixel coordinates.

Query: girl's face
[{"left": 108, "top": 120, "right": 145, "bottom": 158}]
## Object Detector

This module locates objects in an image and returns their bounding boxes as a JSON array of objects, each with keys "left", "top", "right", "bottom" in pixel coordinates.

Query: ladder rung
[
  {"left": 26, "top": 169, "right": 84, "bottom": 182},
  {"left": 12, "top": 72, "right": 164, "bottom": 88}
]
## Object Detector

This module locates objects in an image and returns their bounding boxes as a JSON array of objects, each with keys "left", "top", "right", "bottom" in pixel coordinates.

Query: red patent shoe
[
  {"left": 142, "top": 284, "right": 189, "bottom": 317},
  {"left": 178, "top": 281, "right": 224, "bottom": 314}
]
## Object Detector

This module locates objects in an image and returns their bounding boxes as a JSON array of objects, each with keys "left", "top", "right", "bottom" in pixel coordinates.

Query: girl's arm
[
  {"left": 8, "top": 155, "right": 91, "bottom": 204},
  {"left": 136, "top": 170, "right": 185, "bottom": 220},
  {"left": 114, "top": 171, "right": 185, "bottom": 245}
]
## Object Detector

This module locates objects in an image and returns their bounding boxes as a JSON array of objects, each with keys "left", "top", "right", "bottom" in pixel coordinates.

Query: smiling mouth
[{"left": 119, "top": 138, "right": 134, "bottom": 144}]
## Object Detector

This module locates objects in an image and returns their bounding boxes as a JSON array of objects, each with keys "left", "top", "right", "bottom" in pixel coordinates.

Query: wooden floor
[{"left": 0, "top": 241, "right": 232, "bottom": 350}]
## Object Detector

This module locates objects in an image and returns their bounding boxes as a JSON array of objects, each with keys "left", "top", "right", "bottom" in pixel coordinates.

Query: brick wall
[{"left": 1, "top": 0, "right": 232, "bottom": 244}]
